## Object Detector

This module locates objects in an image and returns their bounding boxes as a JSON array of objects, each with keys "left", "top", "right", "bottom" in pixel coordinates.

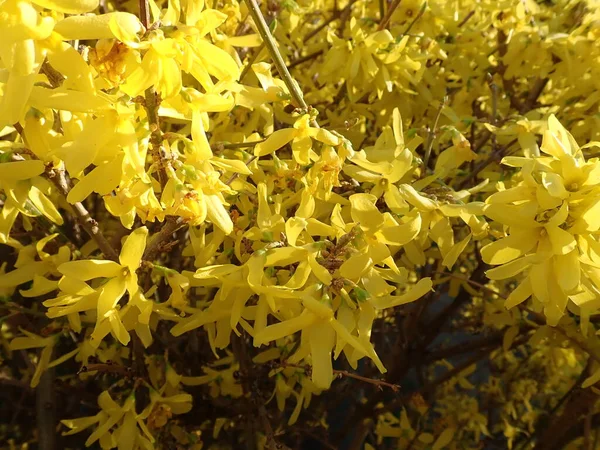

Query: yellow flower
[
  {"left": 481, "top": 115, "right": 600, "bottom": 328},
  {"left": 254, "top": 114, "right": 340, "bottom": 165},
  {"left": 45, "top": 227, "right": 150, "bottom": 347}
]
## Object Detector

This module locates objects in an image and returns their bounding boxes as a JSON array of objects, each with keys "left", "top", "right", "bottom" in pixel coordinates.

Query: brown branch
[
  {"left": 288, "top": 49, "right": 324, "bottom": 69},
  {"left": 239, "top": 42, "right": 265, "bottom": 82},
  {"left": 456, "top": 138, "right": 518, "bottom": 190},
  {"left": 48, "top": 168, "right": 120, "bottom": 262},
  {"left": 422, "top": 331, "right": 505, "bottom": 363},
  {"left": 457, "top": 10, "right": 475, "bottom": 28},
  {"left": 304, "top": 0, "right": 357, "bottom": 42},
  {"left": 402, "top": 2, "right": 427, "bottom": 36},
  {"left": 225, "top": 155, "right": 257, "bottom": 185},
  {"left": 142, "top": 216, "right": 186, "bottom": 262},
  {"left": 533, "top": 384, "right": 598, "bottom": 450},
  {"left": 138, "top": 0, "right": 151, "bottom": 29},
  {"left": 9, "top": 144, "right": 120, "bottom": 262},
  {"left": 283, "top": 362, "right": 401, "bottom": 392},
  {"left": 144, "top": 88, "right": 169, "bottom": 193},
  {"left": 36, "top": 351, "right": 56, "bottom": 450},
  {"left": 212, "top": 140, "right": 265, "bottom": 151},
  {"left": 423, "top": 97, "right": 446, "bottom": 170},
  {"left": 233, "top": 333, "right": 287, "bottom": 450},
  {"left": 245, "top": 0, "right": 309, "bottom": 114},
  {"left": 378, "top": 0, "right": 402, "bottom": 31},
  {"left": 520, "top": 77, "right": 549, "bottom": 114},
  {"left": 40, "top": 60, "right": 65, "bottom": 87},
  {"left": 435, "top": 270, "right": 506, "bottom": 300}
]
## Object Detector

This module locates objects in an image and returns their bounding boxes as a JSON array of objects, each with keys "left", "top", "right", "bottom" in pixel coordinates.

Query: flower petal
[
  {"left": 119, "top": 227, "right": 148, "bottom": 270},
  {"left": 59, "top": 260, "right": 122, "bottom": 281}
]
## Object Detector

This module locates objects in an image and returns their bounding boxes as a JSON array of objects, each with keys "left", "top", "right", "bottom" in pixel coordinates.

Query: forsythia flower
[
  {"left": 482, "top": 115, "right": 600, "bottom": 328},
  {"left": 44, "top": 227, "right": 152, "bottom": 346}
]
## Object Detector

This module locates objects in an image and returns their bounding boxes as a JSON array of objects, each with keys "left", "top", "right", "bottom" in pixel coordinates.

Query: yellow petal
[
  {"left": 10, "top": 331, "right": 54, "bottom": 350},
  {"left": 254, "top": 128, "right": 296, "bottom": 157},
  {"left": 254, "top": 311, "right": 317, "bottom": 346},
  {"left": 0, "top": 160, "right": 44, "bottom": 182},
  {"left": 31, "top": 0, "right": 99, "bottom": 14},
  {"left": 349, "top": 193, "right": 384, "bottom": 231},
  {"left": 264, "top": 247, "right": 306, "bottom": 267},
  {"left": 19, "top": 275, "right": 58, "bottom": 297},
  {"left": 57, "top": 276, "right": 95, "bottom": 295},
  {"left": 442, "top": 233, "right": 472, "bottom": 270},
  {"left": 483, "top": 203, "right": 539, "bottom": 228},
  {"left": 545, "top": 225, "right": 576, "bottom": 255},
  {"left": 530, "top": 261, "right": 551, "bottom": 304},
  {"left": 308, "top": 254, "right": 333, "bottom": 286},
  {"left": 194, "top": 264, "right": 239, "bottom": 280},
  {"left": 97, "top": 276, "right": 126, "bottom": 319},
  {"left": 30, "top": 86, "right": 113, "bottom": 113},
  {"left": 308, "top": 322, "right": 335, "bottom": 389},
  {"left": 170, "top": 307, "right": 230, "bottom": 336},
  {"left": 58, "top": 260, "right": 122, "bottom": 280},
  {"left": 376, "top": 214, "right": 421, "bottom": 246},
  {"left": 480, "top": 230, "right": 538, "bottom": 265},
  {"left": 194, "top": 39, "right": 240, "bottom": 81},
  {"left": 119, "top": 227, "right": 148, "bottom": 270},
  {"left": 31, "top": 344, "right": 54, "bottom": 387},
  {"left": 553, "top": 250, "right": 580, "bottom": 293},
  {"left": 28, "top": 186, "right": 64, "bottom": 225},
  {"left": 504, "top": 277, "right": 533, "bottom": 309},
  {"left": 191, "top": 110, "right": 213, "bottom": 161},
  {"left": 310, "top": 128, "right": 340, "bottom": 146},
  {"left": 205, "top": 194, "right": 233, "bottom": 234},
  {"left": 67, "top": 155, "right": 124, "bottom": 203},
  {"left": 579, "top": 200, "right": 600, "bottom": 232},
  {"left": 0, "top": 261, "right": 49, "bottom": 288},
  {"left": 485, "top": 255, "right": 534, "bottom": 280},
  {"left": 54, "top": 12, "right": 141, "bottom": 40},
  {"left": 583, "top": 368, "right": 600, "bottom": 388},
  {"left": 397, "top": 184, "right": 436, "bottom": 211},
  {"left": 0, "top": 70, "right": 37, "bottom": 126},
  {"left": 340, "top": 253, "right": 372, "bottom": 280},
  {"left": 370, "top": 278, "right": 433, "bottom": 309},
  {"left": 301, "top": 292, "right": 333, "bottom": 320}
]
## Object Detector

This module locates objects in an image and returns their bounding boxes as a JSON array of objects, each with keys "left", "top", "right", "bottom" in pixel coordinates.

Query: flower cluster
[{"left": 2, "top": 0, "right": 600, "bottom": 449}]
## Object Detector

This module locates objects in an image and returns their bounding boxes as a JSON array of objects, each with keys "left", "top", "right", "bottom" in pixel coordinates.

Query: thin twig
[
  {"left": 456, "top": 138, "right": 518, "bottom": 189},
  {"left": 402, "top": 2, "right": 427, "bottom": 36},
  {"left": 240, "top": 42, "right": 265, "bottom": 81},
  {"left": 142, "top": 216, "right": 186, "bottom": 262},
  {"left": 282, "top": 362, "right": 401, "bottom": 392},
  {"left": 378, "top": 0, "right": 402, "bottom": 31},
  {"left": 225, "top": 155, "right": 257, "bottom": 185},
  {"left": 138, "top": 0, "right": 150, "bottom": 29},
  {"left": 423, "top": 97, "right": 446, "bottom": 170},
  {"left": 379, "top": 0, "right": 386, "bottom": 22},
  {"left": 9, "top": 145, "right": 120, "bottom": 262},
  {"left": 457, "top": 10, "right": 475, "bottom": 28},
  {"left": 48, "top": 168, "right": 120, "bottom": 262},
  {"left": 212, "top": 140, "right": 266, "bottom": 151},
  {"left": 520, "top": 77, "right": 549, "bottom": 114},
  {"left": 40, "top": 60, "right": 65, "bottom": 87},
  {"left": 288, "top": 49, "right": 324, "bottom": 69},
  {"left": 245, "top": 0, "right": 310, "bottom": 115},
  {"left": 333, "top": 369, "right": 401, "bottom": 392},
  {"left": 303, "top": 1, "right": 357, "bottom": 43},
  {"left": 435, "top": 271, "right": 506, "bottom": 300},
  {"left": 144, "top": 88, "right": 169, "bottom": 193}
]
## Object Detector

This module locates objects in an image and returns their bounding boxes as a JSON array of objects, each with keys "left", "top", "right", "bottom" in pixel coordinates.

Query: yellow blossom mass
[{"left": 2, "top": 0, "right": 600, "bottom": 449}]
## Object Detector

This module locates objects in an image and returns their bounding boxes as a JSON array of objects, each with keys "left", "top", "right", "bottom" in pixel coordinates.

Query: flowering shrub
[{"left": 2, "top": 0, "right": 600, "bottom": 449}]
